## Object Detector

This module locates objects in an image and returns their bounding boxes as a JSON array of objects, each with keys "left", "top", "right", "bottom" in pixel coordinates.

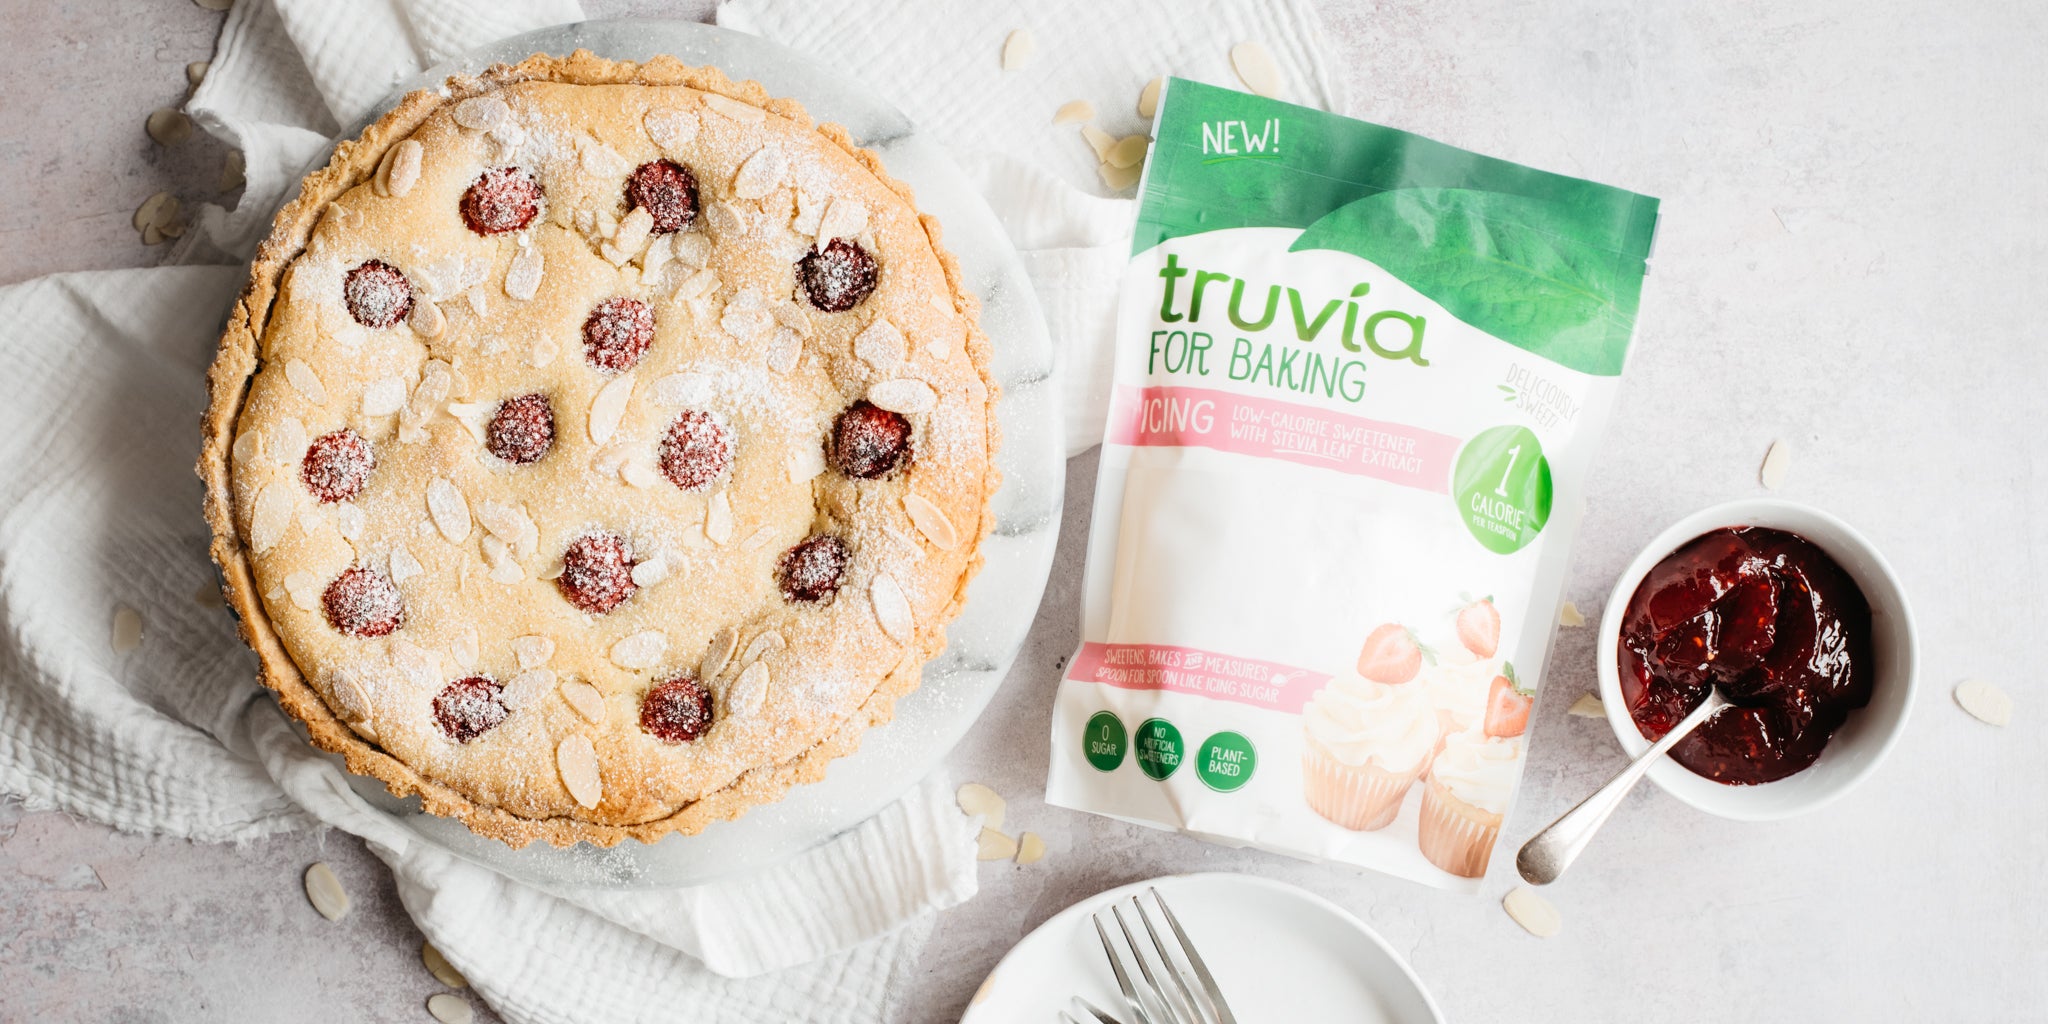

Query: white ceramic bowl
[{"left": 1596, "top": 499, "right": 1917, "bottom": 820}]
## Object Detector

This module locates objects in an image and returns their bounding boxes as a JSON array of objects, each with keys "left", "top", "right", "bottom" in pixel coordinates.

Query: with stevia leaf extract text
[{"left": 1048, "top": 77, "right": 1656, "bottom": 891}]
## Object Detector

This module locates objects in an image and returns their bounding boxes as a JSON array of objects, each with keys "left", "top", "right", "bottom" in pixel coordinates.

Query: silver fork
[{"left": 1068, "top": 887, "right": 1238, "bottom": 1024}]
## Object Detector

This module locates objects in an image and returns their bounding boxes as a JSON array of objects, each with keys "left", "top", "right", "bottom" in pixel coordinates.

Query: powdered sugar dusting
[{"left": 232, "top": 77, "right": 997, "bottom": 833}]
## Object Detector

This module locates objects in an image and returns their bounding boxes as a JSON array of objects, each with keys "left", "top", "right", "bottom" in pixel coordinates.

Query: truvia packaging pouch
[{"left": 1046, "top": 79, "right": 1658, "bottom": 890}]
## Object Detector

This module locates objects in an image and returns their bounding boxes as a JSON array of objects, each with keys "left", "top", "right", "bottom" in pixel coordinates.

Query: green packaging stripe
[{"left": 1136, "top": 78, "right": 1660, "bottom": 376}]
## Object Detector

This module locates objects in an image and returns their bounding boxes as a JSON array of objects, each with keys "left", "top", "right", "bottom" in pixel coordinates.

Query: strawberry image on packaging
[{"left": 1045, "top": 78, "right": 1658, "bottom": 891}]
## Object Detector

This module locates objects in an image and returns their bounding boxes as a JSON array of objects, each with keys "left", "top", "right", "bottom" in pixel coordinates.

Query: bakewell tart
[{"left": 198, "top": 52, "right": 998, "bottom": 848}]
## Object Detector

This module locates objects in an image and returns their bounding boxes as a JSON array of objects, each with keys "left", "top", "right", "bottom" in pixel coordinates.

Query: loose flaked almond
[
  {"left": 1016, "top": 832, "right": 1047, "bottom": 865},
  {"left": 134, "top": 191, "right": 177, "bottom": 231},
  {"left": 505, "top": 246, "right": 543, "bottom": 301},
  {"left": 610, "top": 630, "right": 668, "bottom": 670},
  {"left": 1099, "top": 160, "right": 1142, "bottom": 191},
  {"left": 361, "top": 376, "right": 406, "bottom": 416},
  {"left": 219, "top": 149, "right": 246, "bottom": 192},
  {"left": 250, "top": 482, "right": 293, "bottom": 553},
  {"left": 1000, "top": 28, "right": 1036, "bottom": 70},
  {"left": 1567, "top": 693, "right": 1606, "bottom": 718},
  {"left": 186, "top": 60, "right": 210, "bottom": 89},
  {"left": 283, "top": 570, "right": 321, "bottom": 611},
  {"left": 452, "top": 96, "right": 511, "bottom": 132},
  {"left": 513, "top": 634, "right": 555, "bottom": 670},
  {"left": 1081, "top": 123, "right": 1115, "bottom": 161},
  {"left": 425, "top": 993, "right": 474, "bottom": 1024},
  {"left": 903, "top": 493, "right": 960, "bottom": 549},
  {"left": 422, "top": 941, "right": 468, "bottom": 989},
  {"left": 1955, "top": 679, "right": 2012, "bottom": 727},
  {"left": 1106, "top": 134, "right": 1150, "bottom": 169},
  {"left": 501, "top": 669, "right": 556, "bottom": 710},
  {"left": 645, "top": 108, "right": 699, "bottom": 150},
  {"left": 1230, "top": 41, "right": 1283, "bottom": 97},
  {"left": 556, "top": 735, "right": 602, "bottom": 808},
  {"left": 729, "top": 660, "right": 770, "bottom": 716},
  {"left": 284, "top": 359, "right": 326, "bottom": 406},
  {"left": 146, "top": 108, "right": 193, "bottom": 146},
  {"left": 976, "top": 827, "right": 1019, "bottom": 861},
  {"left": 425, "top": 477, "right": 470, "bottom": 543},
  {"left": 1053, "top": 99, "right": 1094, "bottom": 125},
  {"left": 1559, "top": 601, "right": 1586, "bottom": 627},
  {"left": 561, "top": 680, "right": 606, "bottom": 724},
  {"left": 702, "top": 626, "right": 738, "bottom": 678},
  {"left": 587, "top": 374, "right": 635, "bottom": 445},
  {"left": 855, "top": 319, "right": 907, "bottom": 372},
  {"left": 870, "top": 573, "right": 914, "bottom": 643},
  {"left": 304, "top": 862, "right": 349, "bottom": 921},
  {"left": 701, "top": 92, "right": 766, "bottom": 123},
  {"left": 1760, "top": 440, "right": 1791, "bottom": 490},
  {"left": 110, "top": 605, "right": 144, "bottom": 653},
  {"left": 816, "top": 197, "right": 870, "bottom": 242},
  {"left": 1503, "top": 886, "right": 1561, "bottom": 938},
  {"left": 705, "top": 491, "right": 735, "bottom": 544},
  {"left": 1138, "top": 76, "right": 1164, "bottom": 118},
  {"left": 868, "top": 378, "right": 937, "bottom": 414},
  {"left": 733, "top": 144, "right": 787, "bottom": 199},
  {"left": 955, "top": 782, "right": 1006, "bottom": 830}
]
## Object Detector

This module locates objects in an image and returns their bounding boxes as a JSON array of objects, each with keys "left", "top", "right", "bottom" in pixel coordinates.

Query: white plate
[
  {"left": 296, "top": 20, "right": 1063, "bottom": 889},
  {"left": 962, "top": 873, "right": 1444, "bottom": 1024}
]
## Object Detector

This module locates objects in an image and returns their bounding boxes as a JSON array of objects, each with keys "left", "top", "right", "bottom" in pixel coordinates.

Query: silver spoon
[{"left": 1516, "top": 690, "right": 1729, "bottom": 885}]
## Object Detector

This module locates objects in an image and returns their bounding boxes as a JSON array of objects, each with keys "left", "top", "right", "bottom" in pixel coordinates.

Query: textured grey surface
[{"left": 3, "top": 0, "right": 2043, "bottom": 1021}]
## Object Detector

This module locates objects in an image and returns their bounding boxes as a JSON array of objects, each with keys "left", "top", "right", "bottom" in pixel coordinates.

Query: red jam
[{"left": 1618, "top": 526, "right": 1872, "bottom": 785}]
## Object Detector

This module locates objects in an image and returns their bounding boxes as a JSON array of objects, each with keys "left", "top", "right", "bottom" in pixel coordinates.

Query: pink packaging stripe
[
  {"left": 1106, "top": 385, "right": 1460, "bottom": 493},
  {"left": 1066, "top": 642, "right": 1332, "bottom": 713}
]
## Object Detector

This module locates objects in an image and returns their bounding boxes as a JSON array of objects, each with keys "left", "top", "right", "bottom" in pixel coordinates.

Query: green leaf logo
[{"left": 1289, "top": 188, "right": 1646, "bottom": 376}]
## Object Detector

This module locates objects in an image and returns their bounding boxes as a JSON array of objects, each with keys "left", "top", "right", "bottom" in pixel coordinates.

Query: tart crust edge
[{"left": 196, "top": 50, "right": 1002, "bottom": 849}]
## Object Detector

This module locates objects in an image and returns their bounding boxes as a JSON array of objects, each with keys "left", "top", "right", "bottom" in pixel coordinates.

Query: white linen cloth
[{"left": 0, "top": 0, "right": 1338, "bottom": 1020}]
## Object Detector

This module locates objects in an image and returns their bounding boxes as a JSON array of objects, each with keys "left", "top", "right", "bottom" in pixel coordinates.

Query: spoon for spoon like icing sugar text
[{"left": 1517, "top": 690, "right": 1730, "bottom": 885}]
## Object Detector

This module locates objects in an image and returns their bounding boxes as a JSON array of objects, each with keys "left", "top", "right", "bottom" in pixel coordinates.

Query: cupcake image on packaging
[
  {"left": 1300, "top": 624, "right": 1439, "bottom": 831},
  {"left": 1418, "top": 671, "right": 1533, "bottom": 878},
  {"left": 1418, "top": 730, "right": 1522, "bottom": 877}
]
